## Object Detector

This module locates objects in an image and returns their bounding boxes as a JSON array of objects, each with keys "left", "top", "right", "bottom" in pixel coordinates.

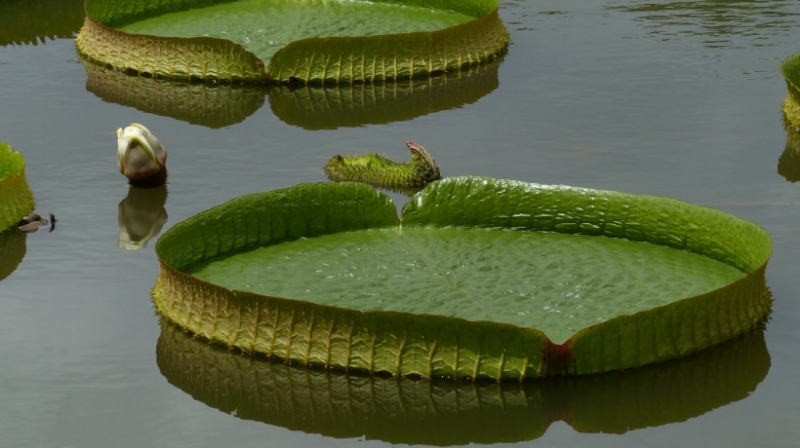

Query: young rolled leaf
[
  {"left": 76, "top": 0, "right": 508, "bottom": 84},
  {"left": 153, "top": 178, "right": 772, "bottom": 380},
  {"left": 324, "top": 141, "right": 441, "bottom": 194},
  {"left": 0, "top": 142, "right": 35, "bottom": 232}
]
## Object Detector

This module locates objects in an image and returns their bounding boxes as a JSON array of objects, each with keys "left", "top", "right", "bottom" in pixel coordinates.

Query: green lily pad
[
  {"left": 76, "top": 0, "right": 509, "bottom": 84},
  {"left": 0, "top": 142, "right": 35, "bottom": 232},
  {"left": 153, "top": 177, "right": 772, "bottom": 379},
  {"left": 157, "top": 317, "right": 769, "bottom": 444}
]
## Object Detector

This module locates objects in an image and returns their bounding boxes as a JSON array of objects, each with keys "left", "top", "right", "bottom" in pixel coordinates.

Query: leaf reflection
[
  {"left": 0, "top": 230, "right": 26, "bottom": 282},
  {"left": 0, "top": 0, "right": 85, "bottom": 46},
  {"left": 157, "top": 316, "right": 770, "bottom": 445},
  {"left": 118, "top": 185, "right": 169, "bottom": 250},
  {"left": 80, "top": 55, "right": 502, "bottom": 129}
]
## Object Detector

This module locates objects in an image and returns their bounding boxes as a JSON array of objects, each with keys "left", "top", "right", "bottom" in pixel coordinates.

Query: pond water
[{"left": 1, "top": 0, "right": 800, "bottom": 446}]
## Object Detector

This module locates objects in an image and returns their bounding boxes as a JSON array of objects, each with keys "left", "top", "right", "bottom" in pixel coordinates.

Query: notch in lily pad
[
  {"left": 76, "top": 0, "right": 509, "bottom": 84},
  {"left": 152, "top": 177, "right": 772, "bottom": 380}
]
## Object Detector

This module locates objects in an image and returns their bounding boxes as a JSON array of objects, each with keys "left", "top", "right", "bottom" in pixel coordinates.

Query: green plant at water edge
[
  {"left": 152, "top": 178, "right": 772, "bottom": 380},
  {"left": 76, "top": 0, "right": 509, "bottom": 84},
  {"left": 324, "top": 141, "right": 441, "bottom": 194},
  {"left": 780, "top": 51, "right": 800, "bottom": 129},
  {"left": 0, "top": 142, "right": 35, "bottom": 232}
]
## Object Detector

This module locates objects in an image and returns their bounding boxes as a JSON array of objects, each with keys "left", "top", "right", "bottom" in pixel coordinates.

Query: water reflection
[
  {"left": 157, "top": 317, "right": 770, "bottom": 445},
  {"left": 778, "top": 115, "right": 800, "bottom": 182},
  {"left": 608, "top": 0, "right": 800, "bottom": 47},
  {"left": 0, "top": 230, "right": 26, "bottom": 281},
  {"left": 0, "top": 0, "right": 85, "bottom": 46},
  {"left": 81, "top": 55, "right": 502, "bottom": 129},
  {"left": 118, "top": 185, "right": 168, "bottom": 250},
  {"left": 81, "top": 58, "right": 268, "bottom": 129},
  {"left": 268, "top": 58, "right": 502, "bottom": 130}
]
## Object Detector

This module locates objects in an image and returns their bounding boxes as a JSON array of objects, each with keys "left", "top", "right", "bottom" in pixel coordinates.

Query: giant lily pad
[
  {"left": 76, "top": 0, "right": 509, "bottom": 84},
  {"left": 157, "top": 317, "right": 769, "bottom": 444},
  {"left": 153, "top": 177, "right": 772, "bottom": 380},
  {"left": 0, "top": 142, "right": 35, "bottom": 232}
]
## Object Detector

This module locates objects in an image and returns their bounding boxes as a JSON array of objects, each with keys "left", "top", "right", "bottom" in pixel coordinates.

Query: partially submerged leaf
[
  {"left": 153, "top": 178, "right": 772, "bottom": 379},
  {"left": 324, "top": 141, "right": 441, "bottom": 194}
]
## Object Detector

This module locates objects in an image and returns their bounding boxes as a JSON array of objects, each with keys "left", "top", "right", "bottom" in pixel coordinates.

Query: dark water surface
[{"left": 2, "top": 0, "right": 800, "bottom": 446}]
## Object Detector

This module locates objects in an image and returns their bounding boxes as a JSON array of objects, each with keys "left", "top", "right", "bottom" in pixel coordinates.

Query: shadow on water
[
  {"left": 607, "top": 0, "right": 800, "bottom": 47},
  {"left": 157, "top": 317, "right": 770, "bottom": 445},
  {"left": 118, "top": 185, "right": 168, "bottom": 250},
  {"left": 80, "top": 56, "right": 503, "bottom": 129},
  {"left": 0, "top": 0, "right": 85, "bottom": 46}
]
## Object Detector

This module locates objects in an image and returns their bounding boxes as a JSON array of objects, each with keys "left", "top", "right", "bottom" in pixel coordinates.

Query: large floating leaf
[
  {"left": 0, "top": 142, "right": 35, "bottom": 232},
  {"left": 153, "top": 178, "right": 772, "bottom": 379},
  {"left": 158, "top": 316, "right": 769, "bottom": 445},
  {"left": 76, "top": 0, "right": 508, "bottom": 83}
]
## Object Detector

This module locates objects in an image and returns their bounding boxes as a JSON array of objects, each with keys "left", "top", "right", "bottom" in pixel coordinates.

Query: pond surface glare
[{"left": 2, "top": 0, "right": 800, "bottom": 447}]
